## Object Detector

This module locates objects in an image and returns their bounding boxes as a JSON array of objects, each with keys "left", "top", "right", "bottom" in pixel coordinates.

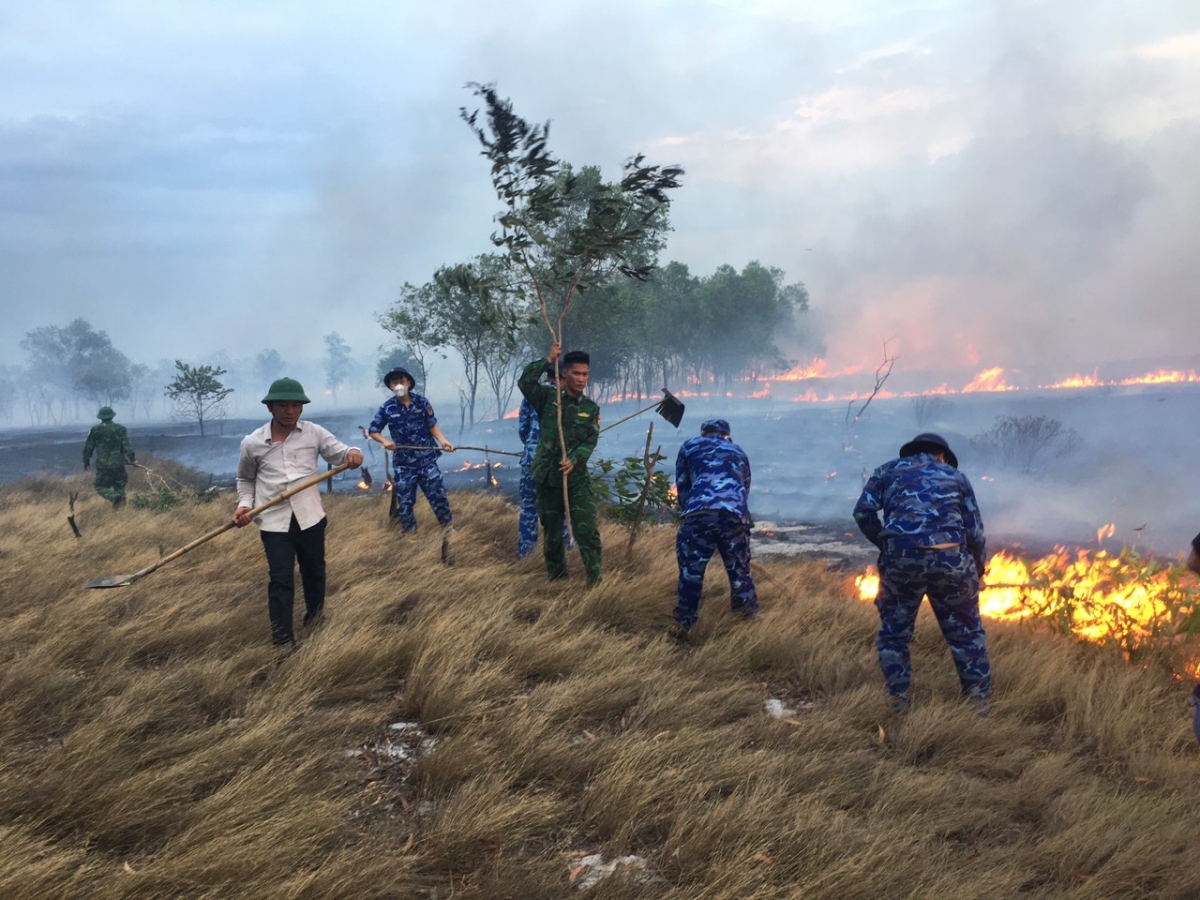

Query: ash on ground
[{"left": 751, "top": 521, "right": 876, "bottom": 571}]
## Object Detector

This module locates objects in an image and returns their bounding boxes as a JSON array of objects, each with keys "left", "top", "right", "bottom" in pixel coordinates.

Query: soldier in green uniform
[
  {"left": 518, "top": 342, "right": 602, "bottom": 586},
  {"left": 83, "top": 406, "right": 136, "bottom": 507}
]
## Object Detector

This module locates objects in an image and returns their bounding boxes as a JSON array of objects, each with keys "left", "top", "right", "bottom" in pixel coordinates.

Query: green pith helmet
[
  {"left": 261, "top": 377, "right": 311, "bottom": 404},
  {"left": 97, "top": 406, "right": 115, "bottom": 420}
]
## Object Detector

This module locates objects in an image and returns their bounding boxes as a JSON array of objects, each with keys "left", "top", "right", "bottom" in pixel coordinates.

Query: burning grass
[
  {"left": 2, "top": 474, "right": 1200, "bottom": 896},
  {"left": 857, "top": 540, "right": 1200, "bottom": 680}
]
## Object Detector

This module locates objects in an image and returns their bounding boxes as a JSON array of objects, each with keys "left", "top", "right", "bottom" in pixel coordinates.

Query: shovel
[
  {"left": 600, "top": 389, "right": 685, "bottom": 434},
  {"left": 84, "top": 462, "right": 353, "bottom": 589}
]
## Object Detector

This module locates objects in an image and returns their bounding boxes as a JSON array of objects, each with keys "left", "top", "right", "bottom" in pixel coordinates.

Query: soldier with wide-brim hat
[
  {"left": 899, "top": 432, "right": 958, "bottom": 469},
  {"left": 853, "top": 429, "right": 990, "bottom": 715},
  {"left": 367, "top": 366, "right": 456, "bottom": 534}
]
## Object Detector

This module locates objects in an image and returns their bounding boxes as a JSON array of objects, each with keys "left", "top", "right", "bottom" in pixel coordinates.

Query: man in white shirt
[{"left": 234, "top": 378, "right": 363, "bottom": 649}]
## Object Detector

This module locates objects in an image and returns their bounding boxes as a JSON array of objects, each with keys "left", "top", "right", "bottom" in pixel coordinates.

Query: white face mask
[{"left": 392, "top": 384, "right": 409, "bottom": 398}]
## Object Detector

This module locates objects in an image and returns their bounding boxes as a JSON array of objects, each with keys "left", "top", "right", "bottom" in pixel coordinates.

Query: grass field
[{"left": 1, "top": 463, "right": 1199, "bottom": 899}]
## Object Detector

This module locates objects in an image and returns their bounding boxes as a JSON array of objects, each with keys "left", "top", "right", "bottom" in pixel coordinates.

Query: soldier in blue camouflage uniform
[
  {"left": 518, "top": 343, "right": 601, "bottom": 586},
  {"left": 517, "top": 364, "right": 555, "bottom": 558},
  {"left": 83, "top": 406, "right": 136, "bottom": 507},
  {"left": 367, "top": 368, "right": 455, "bottom": 533},
  {"left": 853, "top": 432, "right": 991, "bottom": 713},
  {"left": 672, "top": 418, "right": 758, "bottom": 636}
]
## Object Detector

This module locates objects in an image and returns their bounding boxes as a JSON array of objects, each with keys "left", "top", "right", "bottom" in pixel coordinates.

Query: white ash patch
[
  {"left": 344, "top": 720, "right": 437, "bottom": 764},
  {"left": 751, "top": 520, "right": 876, "bottom": 568},
  {"left": 569, "top": 853, "right": 652, "bottom": 890}
]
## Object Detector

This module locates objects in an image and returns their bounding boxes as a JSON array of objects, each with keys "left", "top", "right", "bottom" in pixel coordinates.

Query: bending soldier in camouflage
[
  {"left": 672, "top": 419, "right": 758, "bottom": 638},
  {"left": 853, "top": 432, "right": 991, "bottom": 714},
  {"left": 83, "top": 406, "right": 136, "bottom": 507},
  {"left": 518, "top": 343, "right": 601, "bottom": 586}
]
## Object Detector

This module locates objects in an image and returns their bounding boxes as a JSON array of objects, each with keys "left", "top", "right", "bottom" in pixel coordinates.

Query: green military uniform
[
  {"left": 518, "top": 357, "right": 602, "bottom": 585},
  {"left": 83, "top": 407, "right": 135, "bottom": 507}
]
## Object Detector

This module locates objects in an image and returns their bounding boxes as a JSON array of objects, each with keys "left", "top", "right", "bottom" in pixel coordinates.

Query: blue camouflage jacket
[
  {"left": 518, "top": 398, "right": 539, "bottom": 467},
  {"left": 853, "top": 453, "right": 985, "bottom": 566},
  {"left": 368, "top": 393, "right": 441, "bottom": 466},
  {"left": 675, "top": 434, "right": 752, "bottom": 524}
]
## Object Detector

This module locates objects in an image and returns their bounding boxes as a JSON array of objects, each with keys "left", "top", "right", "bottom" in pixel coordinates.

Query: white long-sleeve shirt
[{"left": 236, "top": 419, "right": 356, "bottom": 532}]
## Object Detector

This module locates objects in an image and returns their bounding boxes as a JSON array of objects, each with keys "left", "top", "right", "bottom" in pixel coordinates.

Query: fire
[
  {"left": 356, "top": 481, "right": 370, "bottom": 490},
  {"left": 962, "top": 367, "right": 1015, "bottom": 393},
  {"left": 503, "top": 406, "right": 521, "bottom": 419},
  {"left": 1039, "top": 369, "right": 1200, "bottom": 389},
  {"left": 1121, "top": 369, "right": 1200, "bottom": 386},
  {"left": 855, "top": 544, "right": 1200, "bottom": 675}
]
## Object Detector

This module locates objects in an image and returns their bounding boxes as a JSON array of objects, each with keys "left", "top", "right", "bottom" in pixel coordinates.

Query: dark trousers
[{"left": 260, "top": 515, "right": 327, "bottom": 645}]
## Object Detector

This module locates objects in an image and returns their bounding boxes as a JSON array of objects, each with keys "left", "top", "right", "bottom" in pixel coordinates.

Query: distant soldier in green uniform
[
  {"left": 83, "top": 406, "right": 136, "bottom": 507},
  {"left": 518, "top": 342, "right": 602, "bottom": 586}
]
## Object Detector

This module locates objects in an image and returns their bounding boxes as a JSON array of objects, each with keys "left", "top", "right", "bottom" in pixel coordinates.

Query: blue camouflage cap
[{"left": 701, "top": 418, "right": 731, "bottom": 436}]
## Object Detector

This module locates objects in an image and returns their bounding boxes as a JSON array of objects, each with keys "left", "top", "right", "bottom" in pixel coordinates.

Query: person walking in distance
[{"left": 83, "top": 406, "right": 136, "bottom": 507}]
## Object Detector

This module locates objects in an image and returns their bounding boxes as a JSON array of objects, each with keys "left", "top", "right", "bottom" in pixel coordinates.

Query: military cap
[{"left": 261, "top": 377, "right": 311, "bottom": 404}]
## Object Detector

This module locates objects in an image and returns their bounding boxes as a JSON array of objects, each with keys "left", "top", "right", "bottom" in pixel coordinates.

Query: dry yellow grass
[{"left": 2, "top": 469, "right": 1200, "bottom": 898}]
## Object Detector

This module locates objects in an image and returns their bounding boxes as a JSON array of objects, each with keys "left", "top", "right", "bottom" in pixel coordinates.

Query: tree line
[{"left": 0, "top": 318, "right": 368, "bottom": 432}]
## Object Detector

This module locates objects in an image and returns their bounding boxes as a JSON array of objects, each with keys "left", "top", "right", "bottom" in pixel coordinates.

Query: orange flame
[
  {"left": 962, "top": 367, "right": 1015, "bottom": 393},
  {"left": 855, "top": 545, "right": 1200, "bottom": 675}
]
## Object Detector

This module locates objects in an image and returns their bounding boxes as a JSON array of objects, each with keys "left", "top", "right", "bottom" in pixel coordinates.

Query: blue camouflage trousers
[
  {"left": 519, "top": 460, "right": 539, "bottom": 558},
  {"left": 674, "top": 511, "right": 758, "bottom": 628},
  {"left": 519, "top": 461, "right": 569, "bottom": 558},
  {"left": 875, "top": 546, "right": 991, "bottom": 700},
  {"left": 393, "top": 460, "right": 452, "bottom": 532}
]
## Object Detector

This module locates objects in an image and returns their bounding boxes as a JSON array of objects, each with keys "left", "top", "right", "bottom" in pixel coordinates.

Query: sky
[{"left": 2, "top": 0, "right": 1199, "bottom": 388}]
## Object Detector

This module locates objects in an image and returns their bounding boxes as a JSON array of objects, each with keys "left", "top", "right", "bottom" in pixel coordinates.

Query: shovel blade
[
  {"left": 84, "top": 562, "right": 156, "bottom": 589},
  {"left": 84, "top": 573, "right": 138, "bottom": 589},
  {"left": 655, "top": 390, "right": 686, "bottom": 428}
]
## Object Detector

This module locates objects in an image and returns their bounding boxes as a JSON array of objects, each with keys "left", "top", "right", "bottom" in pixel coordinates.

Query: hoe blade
[{"left": 655, "top": 390, "right": 686, "bottom": 429}]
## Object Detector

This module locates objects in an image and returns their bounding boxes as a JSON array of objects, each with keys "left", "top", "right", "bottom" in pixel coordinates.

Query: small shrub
[
  {"left": 911, "top": 394, "right": 949, "bottom": 428},
  {"left": 970, "top": 414, "right": 1081, "bottom": 474},
  {"left": 591, "top": 454, "right": 678, "bottom": 526}
]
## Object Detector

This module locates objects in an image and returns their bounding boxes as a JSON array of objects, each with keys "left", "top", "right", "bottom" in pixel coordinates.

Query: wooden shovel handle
[{"left": 157, "top": 462, "right": 353, "bottom": 569}]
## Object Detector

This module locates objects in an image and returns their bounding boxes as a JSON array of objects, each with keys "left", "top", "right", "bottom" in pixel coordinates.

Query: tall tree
[
  {"left": 254, "top": 349, "right": 286, "bottom": 387},
  {"left": 376, "top": 346, "right": 420, "bottom": 385},
  {"left": 164, "top": 361, "right": 233, "bottom": 436},
  {"left": 377, "top": 281, "right": 446, "bottom": 393},
  {"left": 461, "top": 83, "right": 683, "bottom": 534},
  {"left": 19, "top": 318, "right": 133, "bottom": 419},
  {"left": 323, "top": 333, "right": 352, "bottom": 404}
]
